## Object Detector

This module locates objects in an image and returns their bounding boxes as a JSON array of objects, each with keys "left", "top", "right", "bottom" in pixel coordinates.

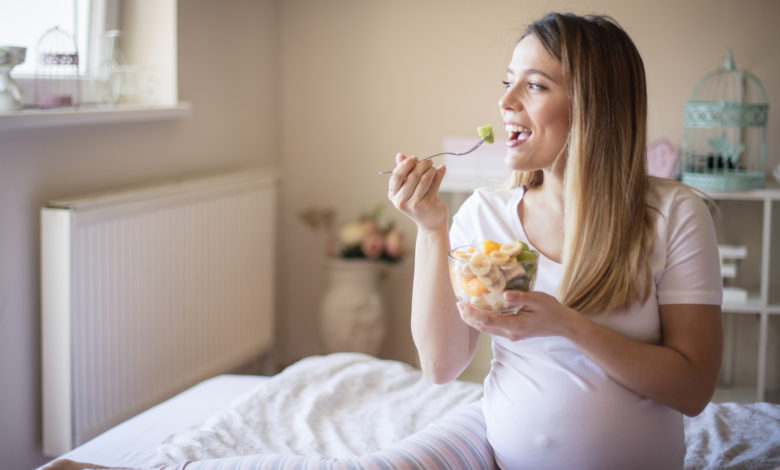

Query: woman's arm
[
  {"left": 563, "top": 302, "right": 722, "bottom": 416},
  {"left": 458, "top": 292, "right": 722, "bottom": 416},
  {"left": 387, "top": 154, "right": 479, "bottom": 383},
  {"left": 410, "top": 226, "right": 480, "bottom": 383}
]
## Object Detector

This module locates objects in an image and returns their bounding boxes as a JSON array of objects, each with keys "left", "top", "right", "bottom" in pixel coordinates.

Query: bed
[{"left": 41, "top": 353, "right": 780, "bottom": 470}]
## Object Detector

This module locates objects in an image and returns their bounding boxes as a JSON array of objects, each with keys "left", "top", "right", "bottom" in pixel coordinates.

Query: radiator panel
[{"left": 42, "top": 170, "right": 277, "bottom": 456}]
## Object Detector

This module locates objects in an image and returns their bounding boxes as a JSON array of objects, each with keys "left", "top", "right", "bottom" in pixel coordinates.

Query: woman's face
[{"left": 499, "top": 34, "right": 570, "bottom": 174}]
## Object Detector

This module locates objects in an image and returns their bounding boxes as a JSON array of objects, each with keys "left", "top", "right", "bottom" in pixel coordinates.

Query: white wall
[{"left": 0, "top": 1, "right": 279, "bottom": 467}]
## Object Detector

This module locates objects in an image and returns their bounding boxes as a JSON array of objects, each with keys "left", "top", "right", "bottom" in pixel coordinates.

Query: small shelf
[
  {"left": 0, "top": 101, "right": 191, "bottom": 130},
  {"left": 722, "top": 296, "right": 765, "bottom": 314},
  {"left": 706, "top": 181, "right": 780, "bottom": 201},
  {"left": 707, "top": 186, "right": 780, "bottom": 403}
]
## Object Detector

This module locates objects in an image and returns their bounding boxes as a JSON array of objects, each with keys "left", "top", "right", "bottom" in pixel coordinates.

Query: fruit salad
[{"left": 448, "top": 240, "right": 539, "bottom": 314}]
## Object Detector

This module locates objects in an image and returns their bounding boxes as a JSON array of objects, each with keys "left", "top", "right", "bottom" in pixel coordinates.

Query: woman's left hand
[
  {"left": 460, "top": 289, "right": 723, "bottom": 416},
  {"left": 456, "top": 290, "right": 577, "bottom": 341}
]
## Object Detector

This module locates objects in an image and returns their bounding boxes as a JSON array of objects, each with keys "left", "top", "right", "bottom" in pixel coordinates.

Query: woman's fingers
[
  {"left": 457, "top": 303, "right": 514, "bottom": 336},
  {"left": 392, "top": 158, "right": 435, "bottom": 204},
  {"left": 427, "top": 164, "right": 447, "bottom": 198},
  {"left": 458, "top": 291, "right": 574, "bottom": 341},
  {"left": 408, "top": 161, "right": 440, "bottom": 202},
  {"left": 503, "top": 290, "right": 552, "bottom": 311},
  {"left": 387, "top": 154, "right": 449, "bottom": 230},
  {"left": 387, "top": 154, "right": 417, "bottom": 196},
  {"left": 503, "top": 290, "right": 533, "bottom": 307},
  {"left": 457, "top": 294, "right": 538, "bottom": 340}
]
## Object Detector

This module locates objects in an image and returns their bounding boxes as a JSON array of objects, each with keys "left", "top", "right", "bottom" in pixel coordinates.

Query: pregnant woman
[
  {"left": 387, "top": 12, "right": 723, "bottom": 470},
  {"left": 46, "top": 11, "right": 723, "bottom": 470}
]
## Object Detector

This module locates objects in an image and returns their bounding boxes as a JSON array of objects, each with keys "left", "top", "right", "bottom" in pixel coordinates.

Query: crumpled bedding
[
  {"left": 156, "top": 353, "right": 483, "bottom": 464},
  {"left": 683, "top": 400, "right": 779, "bottom": 469},
  {"left": 157, "top": 353, "right": 780, "bottom": 469}
]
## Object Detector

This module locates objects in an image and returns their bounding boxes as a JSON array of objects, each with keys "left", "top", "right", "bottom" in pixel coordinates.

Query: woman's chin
[{"left": 503, "top": 153, "right": 536, "bottom": 172}]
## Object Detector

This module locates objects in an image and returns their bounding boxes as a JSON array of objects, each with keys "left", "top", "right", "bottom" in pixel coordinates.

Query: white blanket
[
  {"left": 157, "top": 353, "right": 483, "bottom": 464},
  {"left": 157, "top": 353, "right": 780, "bottom": 469},
  {"left": 683, "top": 401, "right": 780, "bottom": 469}
]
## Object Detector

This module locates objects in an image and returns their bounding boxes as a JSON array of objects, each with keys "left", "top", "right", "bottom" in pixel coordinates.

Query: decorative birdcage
[
  {"left": 34, "top": 26, "right": 80, "bottom": 108},
  {"left": 681, "top": 50, "right": 769, "bottom": 191}
]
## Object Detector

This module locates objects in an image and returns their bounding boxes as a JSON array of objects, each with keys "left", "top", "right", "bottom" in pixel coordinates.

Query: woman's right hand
[{"left": 387, "top": 153, "right": 448, "bottom": 232}]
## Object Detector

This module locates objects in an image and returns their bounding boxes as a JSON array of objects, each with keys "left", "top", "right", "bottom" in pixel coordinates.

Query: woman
[
  {"left": 387, "top": 12, "right": 722, "bottom": 469},
  {"left": 47, "top": 12, "right": 722, "bottom": 470}
]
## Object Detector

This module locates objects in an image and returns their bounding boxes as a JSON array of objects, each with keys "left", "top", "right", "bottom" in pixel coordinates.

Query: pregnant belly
[{"left": 483, "top": 339, "right": 684, "bottom": 470}]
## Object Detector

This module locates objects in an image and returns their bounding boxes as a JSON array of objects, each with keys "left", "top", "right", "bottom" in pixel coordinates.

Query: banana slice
[
  {"left": 469, "top": 252, "right": 492, "bottom": 276},
  {"left": 499, "top": 241, "right": 524, "bottom": 257},
  {"left": 452, "top": 250, "right": 471, "bottom": 260},
  {"left": 498, "top": 257, "right": 519, "bottom": 272},
  {"left": 455, "top": 261, "right": 474, "bottom": 278},
  {"left": 478, "top": 266, "right": 506, "bottom": 292},
  {"left": 489, "top": 250, "right": 512, "bottom": 266},
  {"left": 501, "top": 263, "right": 526, "bottom": 280}
]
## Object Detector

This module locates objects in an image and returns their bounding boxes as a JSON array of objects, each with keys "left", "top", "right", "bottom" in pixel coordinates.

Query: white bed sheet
[
  {"left": 39, "top": 374, "right": 267, "bottom": 469},
  {"left": 41, "top": 354, "right": 780, "bottom": 470}
]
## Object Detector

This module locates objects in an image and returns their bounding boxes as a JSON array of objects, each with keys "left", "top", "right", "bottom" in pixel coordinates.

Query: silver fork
[{"left": 377, "top": 136, "right": 489, "bottom": 175}]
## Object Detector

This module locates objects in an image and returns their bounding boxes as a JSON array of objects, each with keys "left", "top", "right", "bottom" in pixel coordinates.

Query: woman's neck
[
  {"left": 535, "top": 169, "right": 565, "bottom": 217},
  {"left": 520, "top": 169, "right": 566, "bottom": 263}
]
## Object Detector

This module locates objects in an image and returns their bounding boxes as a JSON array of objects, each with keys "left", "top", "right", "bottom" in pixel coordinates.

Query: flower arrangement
[{"left": 299, "top": 204, "right": 406, "bottom": 262}]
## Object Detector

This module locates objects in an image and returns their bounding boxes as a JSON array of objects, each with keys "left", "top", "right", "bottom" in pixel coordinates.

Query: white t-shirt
[{"left": 449, "top": 179, "right": 722, "bottom": 470}]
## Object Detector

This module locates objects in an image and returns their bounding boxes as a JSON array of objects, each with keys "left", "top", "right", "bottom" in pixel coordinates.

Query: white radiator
[{"left": 41, "top": 169, "right": 278, "bottom": 457}]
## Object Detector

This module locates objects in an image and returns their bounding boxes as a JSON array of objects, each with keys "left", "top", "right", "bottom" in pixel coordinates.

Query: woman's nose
[{"left": 498, "top": 84, "right": 522, "bottom": 111}]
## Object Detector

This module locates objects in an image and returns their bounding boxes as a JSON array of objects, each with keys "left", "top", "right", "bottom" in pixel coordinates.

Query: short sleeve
[{"left": 656, "top": 188, "right": 723, "bottom": 306}]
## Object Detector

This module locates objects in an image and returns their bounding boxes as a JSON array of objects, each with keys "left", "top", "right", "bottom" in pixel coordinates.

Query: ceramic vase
[{"left": 320, "top": 258, "right": 386, "bottom": 355}]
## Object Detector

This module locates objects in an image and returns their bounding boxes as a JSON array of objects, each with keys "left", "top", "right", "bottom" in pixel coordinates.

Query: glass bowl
[{"left": 448, "top": 241, "right": 539, "bottom": 315}]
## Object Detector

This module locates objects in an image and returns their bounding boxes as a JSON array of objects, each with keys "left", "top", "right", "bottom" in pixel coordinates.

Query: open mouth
[{"left": 506, "top": 124, "right": 532, "bottom": 143}]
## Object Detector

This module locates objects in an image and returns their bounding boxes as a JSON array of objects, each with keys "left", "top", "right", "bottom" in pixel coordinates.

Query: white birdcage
[
  {"left": 681, "top": 50, "right": 769, "bottom": 191},
  {"left": 34, "top": 26, "right": 81, "bottom": 108}
]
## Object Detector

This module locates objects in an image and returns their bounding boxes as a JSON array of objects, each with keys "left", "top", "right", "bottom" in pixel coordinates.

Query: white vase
[{"left": 320, "top": 258, "right": 386, "bottom": 355}]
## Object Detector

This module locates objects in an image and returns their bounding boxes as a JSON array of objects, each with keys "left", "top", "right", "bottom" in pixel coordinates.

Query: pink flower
[
  {"left": 361, "top": 219, "right": 377, "bottom": 234},
  {"left": 384, "top": 230, "right": 405, "bottom": 259},
  {"left": 361, "top": 231, "right": 384, "bottom": 259}
]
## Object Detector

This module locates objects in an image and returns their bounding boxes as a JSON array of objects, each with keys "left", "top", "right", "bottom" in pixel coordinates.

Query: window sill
[{"left": 0, "top": 101, "right": 191, "bottom": 130}]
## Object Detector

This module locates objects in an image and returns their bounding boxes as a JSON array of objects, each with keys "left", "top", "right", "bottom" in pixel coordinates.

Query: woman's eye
[
  {"left": 501, "top": 80, "right": 513, "bottom": 89},
  {"left": 528, "top": 82, "right": 547, "bottom": 91}
]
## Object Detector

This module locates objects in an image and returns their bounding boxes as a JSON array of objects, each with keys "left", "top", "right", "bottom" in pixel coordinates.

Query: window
[
  {"left": 0, "top": 0, "right": 94, "bottom": 76},
  {"left": 0, "top": 0, "right": 184, "bottom": 127}
]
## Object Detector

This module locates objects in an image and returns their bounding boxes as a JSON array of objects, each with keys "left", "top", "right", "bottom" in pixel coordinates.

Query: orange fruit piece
[
  {"left": 462, "top": 277, "right": 488, "bottom": 297},
  {"left": 482, "top": 240, "right": 501, "bottom": 255}
]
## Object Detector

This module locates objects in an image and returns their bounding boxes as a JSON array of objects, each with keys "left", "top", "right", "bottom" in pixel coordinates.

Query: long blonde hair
[{"left": 513, "top": 13, "right": 655, "bottom": 314}]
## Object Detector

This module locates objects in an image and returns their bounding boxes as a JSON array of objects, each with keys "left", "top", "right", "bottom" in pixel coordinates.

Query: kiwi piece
[
  {"left": 518, "top": 250, "right": 536, "bottom": 264},
  {"left": 506, "top": 275, "right": 531, "bottom": 292},
  {"left": 477, "top": 125, "right": 494, "bottom": 144}
]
